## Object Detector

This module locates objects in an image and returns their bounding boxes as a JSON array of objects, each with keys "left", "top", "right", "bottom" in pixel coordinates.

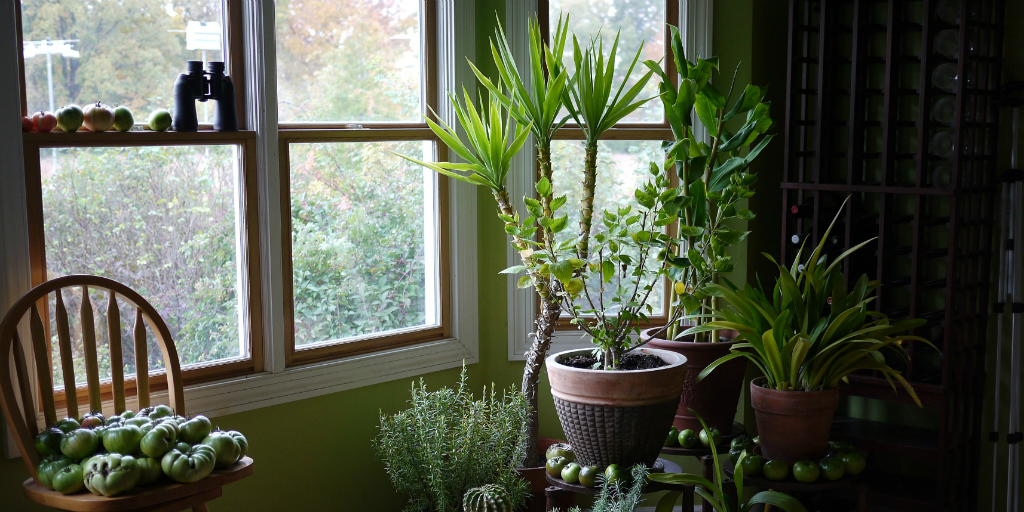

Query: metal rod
[
  {"left": 991, "top": 177, "right": 1011, "bottom": 512},
  {"left": 1010, "top": 179, "right": 1023, "bottom": 512}
]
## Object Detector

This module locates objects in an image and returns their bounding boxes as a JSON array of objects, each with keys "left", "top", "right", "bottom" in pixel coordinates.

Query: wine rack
[{"left": 782, "top": 0, "right": 1005, "bottom": 510}]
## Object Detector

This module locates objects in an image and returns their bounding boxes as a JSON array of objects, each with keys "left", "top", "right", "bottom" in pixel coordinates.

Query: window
[
  {"left": 276, "top": 0, "right": 449, "bottom": 365},
  {"left": 16, "top": 0, "right": 261, "bottom": 395},
  {"left": 542, "top": 0, "right": 678, "bottom": 328},
  {"left": 4, "top": 0, "right": 475, "bottom": 420}
]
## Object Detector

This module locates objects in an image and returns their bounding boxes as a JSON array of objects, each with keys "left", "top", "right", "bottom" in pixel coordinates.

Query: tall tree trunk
[
  {"left": 576, "top": 140, "right": 599, "bottom": 259},
  {"left": 521, "top": 297, "right": 560, "bottom": 467}
]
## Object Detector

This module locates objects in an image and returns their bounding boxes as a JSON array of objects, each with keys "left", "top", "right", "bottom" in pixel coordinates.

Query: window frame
[
  {"left": 507, "top": 0, "right": 712, "bottom": 359},
  {"left": 0, "top": 0, "right": 479, "bottom": 441},
  {"left": 14, "top": 0, "right": 264, "bottom": 399},
  {"left": 276, "top": 0, "right": 452, "bottom": 366}
]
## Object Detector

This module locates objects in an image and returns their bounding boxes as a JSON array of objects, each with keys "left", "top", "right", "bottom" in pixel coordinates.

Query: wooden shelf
[
  {"left": 831, "top": 416, "right": 941, "bottom": 463},
  {"left": 22, "top": 129, "right": 256, "bottom": 148},
  {"left": 863, "top": 476, "right": 938, "bottom": 512}
]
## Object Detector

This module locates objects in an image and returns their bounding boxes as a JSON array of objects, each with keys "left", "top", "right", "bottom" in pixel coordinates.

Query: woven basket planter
[{"left": 546, "top": 348, "right": 687, "bottom": 468}]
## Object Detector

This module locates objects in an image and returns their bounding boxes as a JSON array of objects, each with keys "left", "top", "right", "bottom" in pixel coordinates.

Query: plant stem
[
  {"left": 576, "top": 140, "right": 599, "bottom": 260},
  {"left": 520, "top": 297, "right": 559, "bottom": 467},
  {"left": 537, "top": 143, "right": 555, "bottom": 254}
]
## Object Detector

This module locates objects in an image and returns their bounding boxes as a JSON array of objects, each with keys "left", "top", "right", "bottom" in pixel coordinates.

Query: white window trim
[
  {"left": 0, "top": 0, "right": 477, "bottom": 457},
  {"left": 506, "top": 0, "right": 712, "bottom": 360}
]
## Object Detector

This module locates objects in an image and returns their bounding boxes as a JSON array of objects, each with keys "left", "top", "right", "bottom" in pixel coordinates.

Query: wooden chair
[{"left": 0, "top": 275, "right": 254, "bottom": 512}]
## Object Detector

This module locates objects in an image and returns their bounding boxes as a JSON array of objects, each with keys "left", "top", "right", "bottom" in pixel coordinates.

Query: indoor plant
[
  {"left": 692, "top": 204, "right": 935, "bottom": 462},
  {"left": 375, "top": 367, "right": 529, "bottom": 512},
  {"left": 649, "top": 412, "right": 807, "bottom": 512},
  {"left": 399, "top": 18, "right": 687, "bottom": 469},
  {"left": 639, "top": 26, "right": 774, "bottom": 432}
]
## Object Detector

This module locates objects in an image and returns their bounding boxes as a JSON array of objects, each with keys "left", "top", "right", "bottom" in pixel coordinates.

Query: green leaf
[
  {"left": 634, "top": 189, "right": 656, "bottom": 209},
  {"left": 550, "top": 195, "right": 567, "bottom": 211},
  {"left": 517, "top": 275, "right": 534, "bottom": 289},
  {"left": 602, "top": 260, "right": 615, "bottom": 283},
  {"left": 723, "top": 84, "right": 765, "bottom": 121},
  {"left": 500, "top": 265, "right": 528, "bottom": 275},
  {"left": 736, "top": 208, "right": 756, "bottom": 220},
  {"left": 694, "top": 94, "right": 718, "bottom": 137},
  {"left": 536, "top": 176, "right": 552, "bottom": 197},
  {"left": 550, "top": 259, "right": 575, "bottom": 286}
]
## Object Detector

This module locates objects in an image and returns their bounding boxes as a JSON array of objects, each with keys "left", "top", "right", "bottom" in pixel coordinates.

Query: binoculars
[{"left": 172, "top": 60, "right": 238, "bottom": 132}]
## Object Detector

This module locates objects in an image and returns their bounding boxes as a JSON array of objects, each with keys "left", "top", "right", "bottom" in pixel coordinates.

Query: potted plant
[
  {"left": 649, "top": 412, "right": 808, "bottom": 512},
  {"left": 399, "top": 17, "right": 687, "bottom": 469},
  {"left": 638, "top": 26, "right": 775, "bottom": 433},
  {"left": 692, "top": 204, "right": 935, "bottom": 462}
]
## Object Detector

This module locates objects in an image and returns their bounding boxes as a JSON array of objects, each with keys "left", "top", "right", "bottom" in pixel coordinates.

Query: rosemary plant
[
  {"left": 557, "top": 465, "right": 649, "bottom": 512},
  {"left": 375, "top": 368, "right": 529, "bottom": 512}
]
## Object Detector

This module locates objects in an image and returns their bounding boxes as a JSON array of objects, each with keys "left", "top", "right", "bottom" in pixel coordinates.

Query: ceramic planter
[
  {"left": 546, "top": 348, "right": 687, "bottom": 468},
  {"left": 642, "top": 327, "right": 746, "bottom": 432},
  {"left": 749, "top": 377, "right": 840, "bottom": 463}
]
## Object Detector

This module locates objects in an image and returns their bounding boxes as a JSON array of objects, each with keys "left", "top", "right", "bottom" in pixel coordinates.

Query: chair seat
[{"left": 22, "top": 457, "right": 254, "bottom": 512}]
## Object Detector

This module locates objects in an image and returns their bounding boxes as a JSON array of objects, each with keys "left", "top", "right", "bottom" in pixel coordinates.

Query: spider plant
[
  {"left": 649, "top": 410, "right": 807, "bottom": 512},
  {"left": 690, "top": 199, "right": 936, "bottom": 405}
]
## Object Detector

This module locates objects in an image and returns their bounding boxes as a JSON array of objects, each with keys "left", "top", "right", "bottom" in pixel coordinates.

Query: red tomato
[
  {"left": 33, "top": 111, "right": 58, "bottom": 133},
  {"left": 22, "top": 116, "right": 33, "bottom": 132}
]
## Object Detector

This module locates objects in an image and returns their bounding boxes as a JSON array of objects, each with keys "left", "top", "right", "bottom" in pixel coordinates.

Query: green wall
[{"left": 0, "top": 1, "right": 795, "bottom": 510}]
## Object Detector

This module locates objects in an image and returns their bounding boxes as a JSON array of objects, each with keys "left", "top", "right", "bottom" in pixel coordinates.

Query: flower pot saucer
[
  {"left": 724, "top": 466, "right": 862, "bottom": 492},
  {"left": 660, "top": 421, "right": 745, "bottom": 456},
  {"left": 543, "top": 458, "right": 683, "bottom": 495}
]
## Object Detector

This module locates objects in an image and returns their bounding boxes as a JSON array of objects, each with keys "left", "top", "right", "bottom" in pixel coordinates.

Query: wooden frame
[
  {"left": 21, "top": 131, "right": 265, "bottom": 403},
  {"left": 277, "top": 0, "right": 452, "bottom": 367},
  {"left": 538, "top": 0, "right": 679, "bottom": 330},
  {"left": 13, "top": 0, "right": 264, "bottom": 404}
]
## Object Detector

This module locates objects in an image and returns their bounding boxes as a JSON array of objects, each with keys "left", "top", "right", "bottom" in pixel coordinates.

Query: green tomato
[
  {"left": 83, "top": 454, "right": 141, "bottom": 496},
  {"left": 147, "top": 109, "right": 172, "bottom": 132},
  {"left": 699, "top": 427, "right": 722, "bottom": 448},
  {"left": 34, "top": 427, "right": 64, "bottom": 457},
  {"left": 545, "top": 456, "right": 568, "bottom": 477},
  {"left": 560, "top": 462, "right": 581, "bottom": 484},
  {"left": 792, "top": 461, "right": 821, "bottom": 483},
  {"left": 112, "top": 105, "right": 134, "bottom": 132},
  {"left": 578, "top": 466, "right": 601, "bottom": 488},
  {"left": 60, "top": 429, "right": 100, "bottom": 461},
  {"left": 226, "top": 431, "right": 248, "bottom": 459},
  {"left": 55, "top": 418, "right": 81, "bottom": 434},
  {"left": 149, "top": 405, "right": 175, "bottom": 420},
  {"left": 125, "top": 416, "right": 151, "bottom": 428},
  {"left": 160, "top": 445, "right": 216, "bottom": 483},
  {"left": 763, "top": 460, "right": 789, "bottom": 481},
  {"left": 604, "top": 464, "right": 625, "bottom": 486},
  {"left": 52, "top": 464, "right": 84, "bottom": 495},
  {"left": 752, "top": 436, "right": 760, "bottom": 445},
  {"left": 141, "top": 422, "right": 179, "bottom": 458},
  {"left": 56, "top": 104, "right": 84, "bottom": 132},
  {"left": 741, "top": 454, "right": 766, "bottom": 476},
  {"left": 104, "top": 416, "right": 125, "bottom": 428},
  {"left": 665, "top": 427, "right": 680, "bottom": 447},
  {"left": 545, "top": 442, "right": 574, "bottom": 462},
  {"left": 730, "top": 434, "right": 755, "bottom": 452},
  {"left": 840, "top": 451, "right": 867, "bottom": 475},
  {"left": 37, "top": 455, "right": 74, "bottom": 489},
  {"left": 102, "top": 424, "right": 143, "bottom": 455},
  {"left": 135, "top": 457, "right": 163, "bottom": 486},
  {"left": 173, "top": 441, "right": 191, "bottom": 452},
  {"left": 820, "top": 457, "right": 845, "bottom": 481},
  {"left": 728, "top": 448, "right": 743, "bottom": 465},
  {"left": 678, "top": 429, "right": 700, "bottom": 448},
  {"left": 119, "top": 410, "right": 136, "bottom": 420},
  {"left": 178, "top": 415, "right": 212, "bottom": 444},
  {"left": 201, "top": 431, "right": 243, "bottom": 468}
]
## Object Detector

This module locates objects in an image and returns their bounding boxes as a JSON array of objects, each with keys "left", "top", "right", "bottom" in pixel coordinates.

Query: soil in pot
[
  {"left": 749, "top": 377, "right": 839, "bottom": 463},
  {"left": 560, "top": 352, "right": 668, "bottom": 370},
  {"left": 642, "top": 328, "right": 747, "bottom": 432}
]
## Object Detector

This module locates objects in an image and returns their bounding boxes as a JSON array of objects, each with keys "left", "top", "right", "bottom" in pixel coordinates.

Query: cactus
[{"left": 463, "top": 484, "right": 511, "bottom": 512}]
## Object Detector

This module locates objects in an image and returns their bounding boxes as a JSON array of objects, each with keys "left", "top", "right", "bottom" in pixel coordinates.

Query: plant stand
[
  {"left": 661, "top": 421, "right": 746, "bottom": 481},
  {"left": 542, "top": 459, "right": 694, "bottom": 512},
  {"left": 725, "top": 468, "right": 868, "bottom": 512}
]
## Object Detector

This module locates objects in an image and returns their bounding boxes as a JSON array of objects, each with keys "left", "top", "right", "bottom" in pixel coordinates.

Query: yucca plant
[
  {"left": 396, "top": 16, "right": 664, "bottom": 465},
  {"left": 644, "top": 26, "right": 774, "bottom": 342},
  {"left": 650, "top": 410, "right": 807, "bottom": 512},
  {"left": 690, "top": 200, "right": 936, "bottom": 404}
]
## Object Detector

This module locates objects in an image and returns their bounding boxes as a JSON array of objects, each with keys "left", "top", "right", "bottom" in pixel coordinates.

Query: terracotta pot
[
  {"left": 518, "top": 438, "right": 573, "bottom": 512},
  {"left": 642, "top": 327, "right": 746, "bottom": 432},
  {"left": 749, "top": 377, "right": 840, "bottom": 463},
  {"left": 546, "top": 348, "right": 687, "bottom": 468}
]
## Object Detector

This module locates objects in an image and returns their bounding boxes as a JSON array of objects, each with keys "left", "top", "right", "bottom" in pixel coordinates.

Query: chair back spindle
[{"left": 0, "top": 275, "right": 186, "bottom": 480}]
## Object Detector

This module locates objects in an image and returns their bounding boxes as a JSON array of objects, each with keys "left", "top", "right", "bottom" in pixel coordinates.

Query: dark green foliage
[{"left": 376, "top": 368, "right": 529, "bottom": 512}]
